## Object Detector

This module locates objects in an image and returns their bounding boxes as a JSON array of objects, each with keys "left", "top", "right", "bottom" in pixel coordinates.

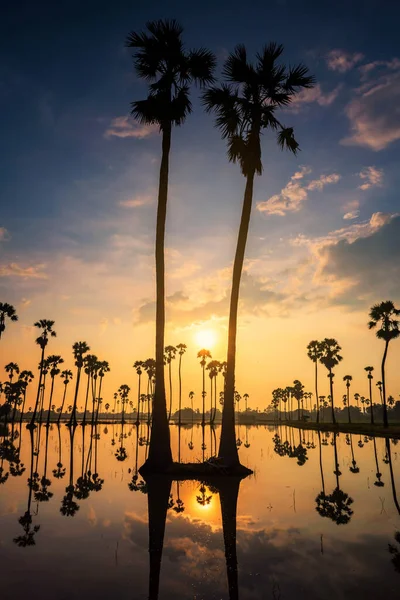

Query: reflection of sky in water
[{"left": 0, "top": 424, "right": 399, "bottom": 599}]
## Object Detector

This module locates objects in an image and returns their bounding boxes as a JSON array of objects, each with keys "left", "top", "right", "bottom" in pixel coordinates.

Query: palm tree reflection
[{"left": 13, "top": 429, "right": 40, "bottom": 547}]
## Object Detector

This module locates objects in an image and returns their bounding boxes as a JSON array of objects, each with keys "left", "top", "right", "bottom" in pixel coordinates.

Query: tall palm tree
[
  {"left": 368, "top": 301, "right": 400, "bottom": 428},
  {"left": 307, "top": 341, "right": 323, "bottom": 423},
  {"left": 292, "top": 379, "right": 304, "bottom": 421},
  {"left": 204, "top": 44, "right": 313, "bottom": 467},
  {"left": 82, "top": 354, "right": 98, "bottom": 425},
  {"left": 45, "top": 355, "right": 64, "bottom": 427},
  {"left": 197, "top": 349, "right": 211, "bottom": 426},
  {"left": 343, "top": 375, "right": 352, "bottom": 424},
  {"left": 68, "top": 342, "right": 90, "bottom": 428},
  {"left": 164, "top": 345, "right": 177, "bottom": 421},
  {"left": 28, "top": 320, "right": 56, "bottom": 428},
  {"left": 207, "top": 360, "right": 220, "bottom": 424},
  {"left": 58, "top": 370, "right": 73, "bottom": 424},
  {"left": 118, "top": 385, "right": 130, "bottom": 425},
  {"left": 126, "top": 19, "right": 215, "bottom": 471},
  {"left": 0, "top": 303, "right": 18, "bottom": 340},
  {"left": 364, "top": 366, "right": 375, "bottom": 425},
  {"left": 319, "top": 338, "right": 343, "bottom": 425},
  {"left": 176, "top": 343, "right": 187, "bottom": 426},
  {"left": 133, "top": 361, "right": 144, "bottom": 426},
  {"left": 94, "top": 361, "right": 110, "bottom": 423}
]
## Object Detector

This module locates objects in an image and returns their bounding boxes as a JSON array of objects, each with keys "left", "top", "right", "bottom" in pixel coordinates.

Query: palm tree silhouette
[
  {"left": 133, "top": 360, "right": 143, "bottom": 426},
  {"left": 204, "top": 44, "right": 313, "bottom": 468},
  {"left": 292, "top": 379, "right": 304, "bottom": 421},
  {"left": 364, "top": 366, "right": 375, "bottom": 424},
  {"left": 94, "top": 361, "right": 110, "bottom": 423},
  {"left": 368, "top": 301, "right": 400, "bottom": 427},
  {"left": 175, "top": 344, "right": 187, "bottom": 426},
  {"left": 319, "top": 338, "right": 342, "bottom": 424},
  {"left": 118, "top": 384, "right": 130, "bottom": 424},
  {"left": 307, "top": 341, "right": 323, "bottom": 423},
  {"left": 164, "top": 345, "right": 177, "bottom": 421},
  {"left": 198, "top": 349, "right": 211, "bottom": 426},
  {"left": 5, "top": 361, "right": 19, "bottom": 383},
  {"left": 58, "top": 369, "right": 72, "bottom": 424},
  {"left": 343, "top": 375, "right": 352, "bottom": 424},
  {"left": 45, "top": 355, "right": 64, "bottom": 427},
  {"left": 18, "top": 370, "right": 34, "bottom": 423},
  {"left": 0, "top": 303, "right": 18, "bottom": 340},
  {"left": 28, "top": 320, "right": 56, "bottom": 428},
  {"left": 82, "top": 354, "right": 98, "bottom": 425},
  {"left": 127, "top": 20, "right": 215, "bottom": 472},
  {"left": 13, "top": 430, "right": 40, "bottom": 546},
  {"left": 207, "top": 359, "right": 219, "bottom": 424},
  {"left": 68, "top": 341, "right": 90, "bottom": 428}
]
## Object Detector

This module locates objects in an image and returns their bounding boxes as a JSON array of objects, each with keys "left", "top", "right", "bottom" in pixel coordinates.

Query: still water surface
[{"left": 1, "top": 423, "right": 399, "bottom": 599}]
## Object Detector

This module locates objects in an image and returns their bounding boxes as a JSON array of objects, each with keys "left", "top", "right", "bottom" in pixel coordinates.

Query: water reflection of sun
[{"left": 195, "top": 329, "right": 217, "bottom": 349}]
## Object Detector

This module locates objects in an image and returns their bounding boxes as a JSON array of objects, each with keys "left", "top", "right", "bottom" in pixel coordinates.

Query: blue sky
[{"left": 1, "top": 0, "right": 400, "bottom": 403}]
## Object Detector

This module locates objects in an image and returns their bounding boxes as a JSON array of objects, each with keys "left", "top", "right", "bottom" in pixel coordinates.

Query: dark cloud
[{"left": 320, "top": 216, "right": 400, "bottom": 304}]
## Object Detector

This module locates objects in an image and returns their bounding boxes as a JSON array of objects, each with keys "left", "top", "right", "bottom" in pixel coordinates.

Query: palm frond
[
  {"left": 277, "top": 127, "right": 299, "bottom": 154},
  {"left": 202, "top": 84, "right": 240, "bottom": 138},
  {"left": 285, "top": 64, "right": 315, "bottom": 92},
  {"left": 188, "top": 48, "right": 216, "bottom": 86},
  {"left": 169, "top": 86, "right": 192, "bottom": 125},
  {"left": 223, "top": 44, "right": 256, "bottom": 84}
]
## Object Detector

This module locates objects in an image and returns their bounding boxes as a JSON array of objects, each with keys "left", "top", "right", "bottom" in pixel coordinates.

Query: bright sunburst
[{"left": 195, "top": 329, "right": 217, "bottom": 349}]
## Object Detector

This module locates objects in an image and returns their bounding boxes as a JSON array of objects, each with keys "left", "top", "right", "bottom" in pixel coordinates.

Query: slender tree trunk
[
  {"left": 136, "top": 374, "right": 141, "bottom": 427},
  {"left": 347, "top": 386, "right": 351, "bottom": 424},
  {"left": 386, "top": 438, "right": 400, "bottom": 515},
  {"left": 369, "top": 377, "right": 374, "bottom": 425},
  {"left": 95, "top": 377, "right": 104, "bottom": 424},
  {"left": 219, "top": 477, "right": 241, "bottom": 600},
  {"left": 219, "top": 170, "right": 255, "bottom": 468},
  {"left": 178, "top": 355, "right": 182, "bottom": 426},
  {"left": 29, "top": 346, "right": 45, "bottom": 427},
  {"left": 168, "top": 362, "right": 173, "bottom": 422},
  {"left": 69, "top": 367, "right": 81, "bottom": 428},
  {"left": 82, "top": 375, "right": 90, "bottom": 425},
  {"left": 381, "top": 341, "right": 389, "bottom": 428},
  {"left": 19, "top": 389, "right": 27, "bottom": 424},
  {"left": 202, "top": 365, "right": 206, "bottom": 427},
  {"left": 144, "top": 124, "right": 173, "bottom": 471},
  {"left": 58, "top": 384, "right": 67, "bottom": 424},
  {"left": 329, "top": 371, "right": 336, "bottom": 425},
  {"left": 46, "top": 376, "right": 55, "bottom": 427},
  {"left": 315, "top": 362, "right": 320, "bottom": 424},
  {"left": 146, "top": 476, "right": 172, "bottom": 599}
]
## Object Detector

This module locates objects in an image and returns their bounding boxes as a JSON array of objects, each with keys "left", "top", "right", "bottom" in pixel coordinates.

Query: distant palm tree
[
  {"left": 343, "top": 375, "right": 352, "bottom": 424},
  {"left": 198, "top": 349, "right": 211, "bottom": 426},
  {"left": 292, "top": 380, "right": 304, "bottom": 421},
  {"left": 126, "top": 19, "right": 215, "bottom": 471},
  {"left": 307, "top": 341, "right": 323, "bottom": 423},
  {"left": 18, "top": 370, "right": 34, "bottom": 422},
  {"left": 364, "top": 366, "right": 375, "bottom": 425},
  {"left": 243, "top": 393, "right": 249, "bottom": 412},
  {"left": 376, "top": 381, "right": 383, "bottom": 405},
  {"left": 118, "top": 385, "right": 130, "bottom": 424},
  {"left": 68, "top": 342, "right": 90, "bottom": 428},
  {"left": 0, "top": 303, "right": 18, "bottom": 340},
  {"left": 58, "top": 370, "right": 73, "bottom": 424},
  {"left": 45, "top": 355, "right": 64, "bottom": 427},
  {"left": 95, "top": 361, "right": 110, "bottom": 423},
  {"left": 204, "top": 43, "right": 313, "bottom": 467},
  {"left": 319, "top": 339, "right": 343, "bottom": 424},
  {"left": 207, "top": 359, "right": 219, "bottom": 424},
  {"left": 28, "top": 320, "right": 56, "bottom": 428},
  {"left": 164, "top": 345, "right": 177, "bottom": 421},
  {"left": 176, "top": 343, "right": 187, "bottom": 426},
  {"left": 133, "top": 360, "right": 143, "bottom": 426},
  {"left": 82, "top": 354, "right": 98, "bottom": 425},
  {"left": 5, "top": 362, "right": 19, "bottom": 383},
  {"left": 368, "top": 301, "right": 400, "bottom": 427}
]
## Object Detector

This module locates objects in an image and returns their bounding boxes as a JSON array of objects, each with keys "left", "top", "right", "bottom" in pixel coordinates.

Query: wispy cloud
[
  {"left": 326, "top": 49, "right": 364, "bottom": 72},
  {"left": 104, "top": 116, "right": 158, "bottom": 139},
  {"left": 358, "top": 166, "right": 384, "bottom": 190},
  {"left": 342, "top": 62, "right": 400, "bottom": 150},
  {"left": 257, "top": 167, "right": 340, "bottom": 216},
  {"left": 118, "top": 194, "right": 153, "bottom": 208},
  {"left": 0, "top": 263, "right": 47, "bottom": 279},
  {"left": 343, "top": 211, "right": 360, "bottom": 220},
  {"left": 289, "top": 84, "right": 341, "bottom": 112}
]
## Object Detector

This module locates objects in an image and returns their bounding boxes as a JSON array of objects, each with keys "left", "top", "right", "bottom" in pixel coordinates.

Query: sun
[{"left": 195, "top": 329, "right": 217, "bottom": 349}]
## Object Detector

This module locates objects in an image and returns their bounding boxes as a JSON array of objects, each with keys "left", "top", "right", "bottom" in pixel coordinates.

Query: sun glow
[{"left": 195, "top": 329, "right": 217, "bottom": 349}]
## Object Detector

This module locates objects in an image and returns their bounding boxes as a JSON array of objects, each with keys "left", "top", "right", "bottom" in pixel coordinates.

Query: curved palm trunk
[
  {"left": 167, "top": 362, "right": 173, "bottom": 422},
  {"left": 318, "top": 431, "right": 325, "bottom": 494},
  {"left": 329, "top": 371, "right": 336, "bottom": 425},
  {"left": 369, "top": 378, "right": 374, "bottom": 425},
  {"left": 381, "top": 341, "right": 389, "bottom": 428},
  {"left": 219, "top": 477, "right": 241, "bottom": 600},
  {"left": 386, "top": 438, "right": 400, "bottom": 515},
  {"left": 315, "top": 362, "right": 320, "bottom": 424},
  {"left": 69, "top": 367, "right": 82, "bottom": 428},
  {"left": 95, "top": 377, "right": 104, "bottom": 424},
  {"left": 219, "top": 171, "right": 255, "bottom": 468},
  {"left": 29, "top": 346, "right": 45, "bottom": 428},
  {"left": 82, "top": 375, "right": 91, "bottom": 425},
  {"left": 144, "top": 125, "right": 173, "bottom": 471},
  {"left": 46, "top": 376, "right": 56, "bottom": 428},
  {"left": 58, "top": 383, "right": 68, "bottom": 424}
]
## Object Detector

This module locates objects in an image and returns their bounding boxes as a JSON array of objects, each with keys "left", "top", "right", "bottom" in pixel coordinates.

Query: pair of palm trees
[{"left": 127, "top": 19, "right": 314, "bottom": 471}]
